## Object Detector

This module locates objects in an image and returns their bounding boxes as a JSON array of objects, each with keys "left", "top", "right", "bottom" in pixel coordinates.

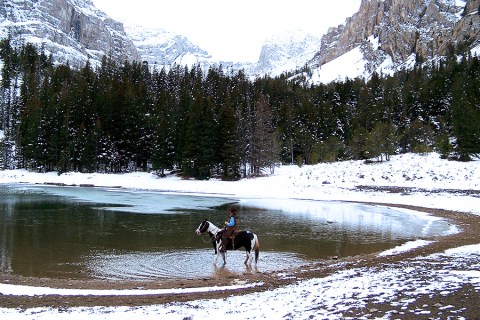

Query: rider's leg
[{"left": 221, "top": 228, "right": 232, "bottom": 252}]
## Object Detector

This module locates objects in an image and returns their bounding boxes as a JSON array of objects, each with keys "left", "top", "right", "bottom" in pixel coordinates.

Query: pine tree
[
  {"left": 151, "top": 68, "right": 176, "bottom": 176},
  {"left": 451, "top": 56, "right": 480, "bottom": 160},
  {"left": 355, "top": 72, "right": 384, "bottom": 131},
  {"left": 250, "top": 93, "right": 280, "bottom": 174},
  {"left": 0, "top": 38, "right": 19, "bottom": 169},
  {"left": 364, "top": 122, "right": 398, "bottom": 161}
]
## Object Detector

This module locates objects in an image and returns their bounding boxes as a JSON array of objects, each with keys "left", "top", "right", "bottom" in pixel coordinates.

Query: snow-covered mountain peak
[
  {"left": 123, "top": 23, "right": 212, "bottom": 68},
  {"left": 256, "top": 29, "right": 321, "bottom": 75},
  {"left": 265, "top": 29, "right": 318, "bottom": 44},
  {"left": 124, "top": 24, "right": 180, "bottom": 46}
]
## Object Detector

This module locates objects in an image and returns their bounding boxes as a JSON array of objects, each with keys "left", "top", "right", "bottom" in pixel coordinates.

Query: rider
[{"left": 220, "top": 207, "right": 238, "bottom": 252}]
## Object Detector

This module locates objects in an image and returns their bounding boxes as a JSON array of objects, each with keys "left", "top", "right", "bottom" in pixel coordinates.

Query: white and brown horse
[{"left": 195, "top": 219, "right": 259, "bottom": 265}]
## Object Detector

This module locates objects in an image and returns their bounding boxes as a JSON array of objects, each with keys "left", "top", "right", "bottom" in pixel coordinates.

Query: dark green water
[{"left": 0, "top": 184, "right": 453, "bottom": 280}]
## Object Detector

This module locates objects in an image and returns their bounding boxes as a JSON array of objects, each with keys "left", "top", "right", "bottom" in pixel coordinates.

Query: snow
[
  {"left": 472, "top": 43, "right": 480, "bottom": 57},
  {"left": 0, "top": 282, "right": 263, "bottom": 297},
  {"left": 313, "top": 45, "right": 368, "bottom": 83},
  {"left": 378, "top": 239, "right": 434, "bottom": 257},
  {"left": 1, "top": 243, "right": 480, "bottom": 319},
  {"left": 1, "top": 152, "right": 480, "bottom": 318},
  {"left": 311, "top": 35, "right": 400, "bottom": 84},
  {"left": 4, "top": 152, "right": 476, "bottom": 213}
]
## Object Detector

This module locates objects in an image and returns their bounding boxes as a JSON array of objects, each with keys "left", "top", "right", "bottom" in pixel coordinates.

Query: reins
[{"left": 200, "top": 233, "right": 213, "bottom": 244}]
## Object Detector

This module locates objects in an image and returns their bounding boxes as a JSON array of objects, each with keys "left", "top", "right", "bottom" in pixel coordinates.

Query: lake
[{"left": 0, "top": 184, "right": 454, "bottom": 281}]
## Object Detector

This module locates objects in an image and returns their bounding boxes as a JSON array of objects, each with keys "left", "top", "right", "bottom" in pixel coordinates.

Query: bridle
[
  {"left": 197, "top": 221, "right": 211, "bottom": 242},
  {"left": 196, "top": 220, "right": 219, "bottom": 243}
]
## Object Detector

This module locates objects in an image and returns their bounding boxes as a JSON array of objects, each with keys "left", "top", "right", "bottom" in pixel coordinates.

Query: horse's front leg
[
  {"left": 212, "top": 240, "right": 219, "bottom": 265},
  {"left": 244, "top": 250, "right": 250, "bottom": 265},
  {"left": 214, "top": 242, "right": 226, "bottom": 265},
  {"left": 219, "top": 248, "right": 227, "bottom": 265}
]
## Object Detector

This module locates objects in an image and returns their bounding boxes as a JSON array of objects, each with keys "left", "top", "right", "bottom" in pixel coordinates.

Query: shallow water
[{"left": 0, "top": 184, "right": 454, "bottom": 281}]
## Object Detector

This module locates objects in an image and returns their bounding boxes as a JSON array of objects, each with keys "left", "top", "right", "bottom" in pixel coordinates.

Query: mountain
[
  {"left": 123, "top": 24, "right": 320, "bottom": 77},
  {"left": 123, "top": 23, "right": 262, "bottom": 78},
  {"left": 1, "top": 0, "right": 478, "bottom": 83},
  {"left": 305, "top": 0, "right": 480, "bottom": 83},
  {"left": 126, "top": 0, "right": 479, "bottom": 82},
  {"left": 124, "top": 24, "right": 212, "bottom": 69},
  {"left": 0, "top": 0, "right": 140, "bottom": 68},
  {"left": 255, "top": 30, "right": 321, "bottom": 76}
]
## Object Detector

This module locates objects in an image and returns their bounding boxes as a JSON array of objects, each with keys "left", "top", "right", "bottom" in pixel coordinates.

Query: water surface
[{"left": 0, "top": 184, "right": 454, "bottom": 281}]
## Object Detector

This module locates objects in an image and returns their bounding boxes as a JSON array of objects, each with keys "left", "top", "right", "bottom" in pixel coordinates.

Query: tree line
[{"left": 0, "top": 38, "right": 479, "bottom": 179}]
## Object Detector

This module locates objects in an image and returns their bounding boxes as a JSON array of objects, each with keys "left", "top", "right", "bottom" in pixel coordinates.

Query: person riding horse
[{"left": 220, "top": 207, "right": 238, "bottom": 252}]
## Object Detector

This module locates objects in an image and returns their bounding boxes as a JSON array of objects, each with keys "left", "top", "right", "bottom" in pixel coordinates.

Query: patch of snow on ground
[
  {"left": 472, "top": 43, "right": 480, "bottom": 57},
  {"left": 378, "top": 239, "right": 434, "bottom": 257},
  {"left": 0, "top": 282, "right": 263, "bottom": 297}
]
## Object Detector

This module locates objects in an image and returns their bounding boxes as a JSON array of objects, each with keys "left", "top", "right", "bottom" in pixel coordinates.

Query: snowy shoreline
[
  {"left": 1, "top": 152, "right": 480, "bottom": 319},
  {"left": 1, "top": 152, "right": 480, "bottom": 215}
]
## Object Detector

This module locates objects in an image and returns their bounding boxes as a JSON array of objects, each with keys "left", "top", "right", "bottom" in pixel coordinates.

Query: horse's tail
[{"left": 254, "top": 234, "right": 260, "bottom": 263}]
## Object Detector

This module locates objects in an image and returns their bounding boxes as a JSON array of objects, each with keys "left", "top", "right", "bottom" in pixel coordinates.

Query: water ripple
[{"left": 86, "top": 249, "right": 309, "bottom": 281}]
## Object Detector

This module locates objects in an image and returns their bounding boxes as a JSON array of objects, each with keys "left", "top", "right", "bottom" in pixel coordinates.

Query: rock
[
  {"left": 310, "top": 0, "right": 478, "bottom": 73},
  {"left": 1, "top": 0, "right": 140, "bottom": 67}
]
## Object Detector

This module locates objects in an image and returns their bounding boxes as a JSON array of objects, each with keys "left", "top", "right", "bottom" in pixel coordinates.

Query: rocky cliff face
[
  {"left": 311, "top": 0, "right": 479, "bottom": 70},
  {"left": 0, "top": 0, "right": 140, "bottom": 67},
  {"left": 446, "top": 0, "right": 480, "bottom": 53}
]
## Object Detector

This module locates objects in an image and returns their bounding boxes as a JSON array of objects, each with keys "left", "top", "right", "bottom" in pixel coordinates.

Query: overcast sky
[{"left": 91, "top": 0, "right": 361, "bottom": 62}]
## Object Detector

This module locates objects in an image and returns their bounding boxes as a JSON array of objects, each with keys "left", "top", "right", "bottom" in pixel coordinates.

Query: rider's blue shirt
[{"left": 226, "top": 216, "right": 236, "bottom": 227}]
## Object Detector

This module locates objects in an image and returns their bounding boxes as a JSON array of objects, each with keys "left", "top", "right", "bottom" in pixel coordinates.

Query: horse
[{"left": 195, "top": 219, "right": 260, "bottom": 266}]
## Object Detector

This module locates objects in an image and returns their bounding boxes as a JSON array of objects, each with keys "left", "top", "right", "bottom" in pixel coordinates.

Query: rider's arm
[{"left": 226, "top": 216, "right": 235, "bottom": 227}]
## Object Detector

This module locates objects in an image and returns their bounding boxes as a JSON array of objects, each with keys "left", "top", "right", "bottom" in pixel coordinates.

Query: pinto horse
[{"left": 195, "top": 219, "right": 259, "bottom": 265}]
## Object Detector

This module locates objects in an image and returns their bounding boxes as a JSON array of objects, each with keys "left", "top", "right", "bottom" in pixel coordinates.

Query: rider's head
[{"left": 229, "top": 207, "right": 237, "bottom": 215}]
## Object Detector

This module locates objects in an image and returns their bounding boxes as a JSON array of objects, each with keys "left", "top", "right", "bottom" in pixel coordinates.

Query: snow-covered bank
[
  {"left": 1, "top": 152, "right": 480, "bottom": 319},
  {"left": 1, "top": 152, "right": 479, "bottom": 214},
  {"left": 0, "top": 282, "right": 263, "bottom": 297},
  {"left": 1, "top": 242, "right": 479, "bottom": 319}
]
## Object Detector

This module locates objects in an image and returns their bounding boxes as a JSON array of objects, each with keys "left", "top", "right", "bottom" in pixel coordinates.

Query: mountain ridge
[
  {"left": 1, "top": 0, "right": 479, "bottom": 83},
  {"left": 306, "top": 0, "right": 480, "bottom": 83}
]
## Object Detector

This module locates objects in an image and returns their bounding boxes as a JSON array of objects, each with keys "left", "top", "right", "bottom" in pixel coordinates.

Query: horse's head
[{"left": 195, "top": 219, "right": 210, "bottom": 235}]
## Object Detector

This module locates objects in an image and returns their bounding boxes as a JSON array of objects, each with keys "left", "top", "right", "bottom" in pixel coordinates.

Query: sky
[{"left": 91, "top": 0, "right": 361, "bottom": 62}]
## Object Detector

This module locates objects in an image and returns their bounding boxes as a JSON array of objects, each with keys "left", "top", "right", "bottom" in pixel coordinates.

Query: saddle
[
  {"left": 229, "top": 229, "right": 241, "bottom": 239},
  {"left": 216, "top": 229, "right": 241, "bottom": 250},
  {"left": 217, "top": 229, "right": 241, "bottom": 240}
]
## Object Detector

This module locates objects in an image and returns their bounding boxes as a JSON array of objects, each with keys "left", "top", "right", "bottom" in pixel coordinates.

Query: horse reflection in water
[{"left": 195, "top": 219, "right": 260, "bottom": 266}]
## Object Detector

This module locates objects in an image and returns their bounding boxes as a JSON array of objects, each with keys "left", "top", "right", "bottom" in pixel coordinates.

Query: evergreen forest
[{"left": 0, "top": 38, "right": 479, "bottom": 180}]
